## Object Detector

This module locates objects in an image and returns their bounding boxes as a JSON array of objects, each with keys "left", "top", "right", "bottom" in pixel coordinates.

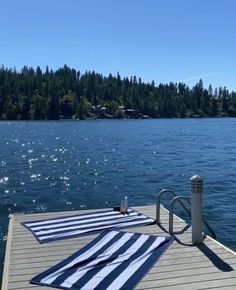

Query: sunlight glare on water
[{"left": 0, "top": 118, "right": 236, "bottom": 277}]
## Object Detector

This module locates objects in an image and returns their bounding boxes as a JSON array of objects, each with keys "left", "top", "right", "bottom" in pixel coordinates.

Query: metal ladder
[{"left": 156, "top": 188, "right": 216, "bottom": 239}]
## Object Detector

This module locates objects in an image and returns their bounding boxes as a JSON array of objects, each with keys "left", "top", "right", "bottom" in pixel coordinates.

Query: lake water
[{"left": 1, "top": 119, "right": 236, "bottom": 278}]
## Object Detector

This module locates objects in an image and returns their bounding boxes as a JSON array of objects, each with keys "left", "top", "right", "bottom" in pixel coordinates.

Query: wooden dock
[{"left": 2, "top": 205, "right": 236, "bottom": 290}]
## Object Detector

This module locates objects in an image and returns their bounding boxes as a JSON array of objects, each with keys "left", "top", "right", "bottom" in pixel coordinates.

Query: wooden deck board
[{"left": 2, "top": 205, "right": 236, "bottom": 290}]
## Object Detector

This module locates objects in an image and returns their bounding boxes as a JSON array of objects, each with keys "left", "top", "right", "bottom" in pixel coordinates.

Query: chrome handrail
[
  {"left": 169, "top": 196, "right": 191, "bottom": 235},
  {"left": 156, "top": 189, "right": 216, "bottom": 239},
  {"left": 156, "top": 189, "right": 190, "bottom": 224},
  {"left": 168, "top": 195, "right": 216, "bottom": 239}
]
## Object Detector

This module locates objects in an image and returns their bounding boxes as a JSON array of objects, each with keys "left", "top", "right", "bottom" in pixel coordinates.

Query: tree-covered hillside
[{"left": 0, "top": 65, "right": 236, "bottom": 120}]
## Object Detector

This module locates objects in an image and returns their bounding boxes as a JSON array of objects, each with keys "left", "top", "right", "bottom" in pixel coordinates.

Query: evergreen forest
[{"left": 0, "top": 65, "right": 236, "bottom": 120}]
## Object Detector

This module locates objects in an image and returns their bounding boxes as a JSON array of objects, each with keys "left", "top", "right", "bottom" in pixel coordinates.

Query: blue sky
[{"left": 1, "top": 0, "right": 236, "bottom": 90}]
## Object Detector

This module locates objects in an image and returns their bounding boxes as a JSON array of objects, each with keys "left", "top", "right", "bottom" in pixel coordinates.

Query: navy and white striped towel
[
  {"left": 31, "top": 230, "right": 174, "bottom": 290},
  {"left": 21, "top": 208, "right": 155, "bottom": 243}
]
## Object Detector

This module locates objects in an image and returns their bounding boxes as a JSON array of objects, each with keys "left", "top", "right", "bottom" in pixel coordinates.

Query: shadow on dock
[
  {"left": 174, "top": 235, "right": 234, "bottom": 272},
  {"left": 197, "top": 243, "right": 234, "bottom": 272},
  {"left": 157, "top": 223, "right": 234, "bottom": 272}
]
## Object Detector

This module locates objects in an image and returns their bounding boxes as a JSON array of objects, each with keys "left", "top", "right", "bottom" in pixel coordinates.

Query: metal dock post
[{"left": 191, "top": 175, "right": 203, "bottom": 244}]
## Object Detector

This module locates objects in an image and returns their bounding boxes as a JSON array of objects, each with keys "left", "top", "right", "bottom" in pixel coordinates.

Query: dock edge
[{"left": 1, "top": 214, "right": 14, "bottom": 290}]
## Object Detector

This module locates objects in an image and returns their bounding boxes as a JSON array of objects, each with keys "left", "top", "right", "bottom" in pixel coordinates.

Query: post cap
[
  {"left": 190, "top": 175, "right": 203, "bottom": 193},
  {"left": 190, "top": 175, "right": 202, "bottom": 181}
]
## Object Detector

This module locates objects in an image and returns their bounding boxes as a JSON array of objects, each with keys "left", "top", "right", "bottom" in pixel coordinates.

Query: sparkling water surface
[{"left": 0, "top": 119, "right": 236, "bottom": 278}]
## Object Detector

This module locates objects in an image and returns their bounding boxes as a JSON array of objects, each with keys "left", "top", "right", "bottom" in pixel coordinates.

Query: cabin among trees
[{"left": 0, "top": 65, "right": 236, "bottom": 120}]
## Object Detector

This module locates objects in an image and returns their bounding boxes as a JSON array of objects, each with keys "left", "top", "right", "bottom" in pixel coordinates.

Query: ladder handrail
[
  {"left": 169, "top": 196, "right": 216, "bottom": 239},
  {"left": 156, "top": 189, "right": 216, "bottom": 239},
  {"left": 169, "top": 196, "right": 191, "bottom": 235},
  {"left": 156, "top": 189, "right": 190, "bottom": 224}
]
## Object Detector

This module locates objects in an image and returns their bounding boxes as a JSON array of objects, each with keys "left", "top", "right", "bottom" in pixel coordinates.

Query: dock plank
[{"left": 2, "top": 205, "right": 236, "bottom": 290}]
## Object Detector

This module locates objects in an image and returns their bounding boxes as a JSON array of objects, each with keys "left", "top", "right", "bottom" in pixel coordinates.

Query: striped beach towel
[
  {"left": 21, "top": 208, "right": 155, "bottom": 243},
  {"left": 31, "top": 230, "right": 174, "bottom": 290}
]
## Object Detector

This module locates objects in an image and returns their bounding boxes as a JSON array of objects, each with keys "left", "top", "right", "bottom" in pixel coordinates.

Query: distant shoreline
[
  {"left": 2, "top": 115, "right": 221, "bottom": 121},
  {"left": 1, "top": 65, "right": 236, "bottom": 121},
  {"left": 0, "top": 115, "right": 234, "bottom": 122}
]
